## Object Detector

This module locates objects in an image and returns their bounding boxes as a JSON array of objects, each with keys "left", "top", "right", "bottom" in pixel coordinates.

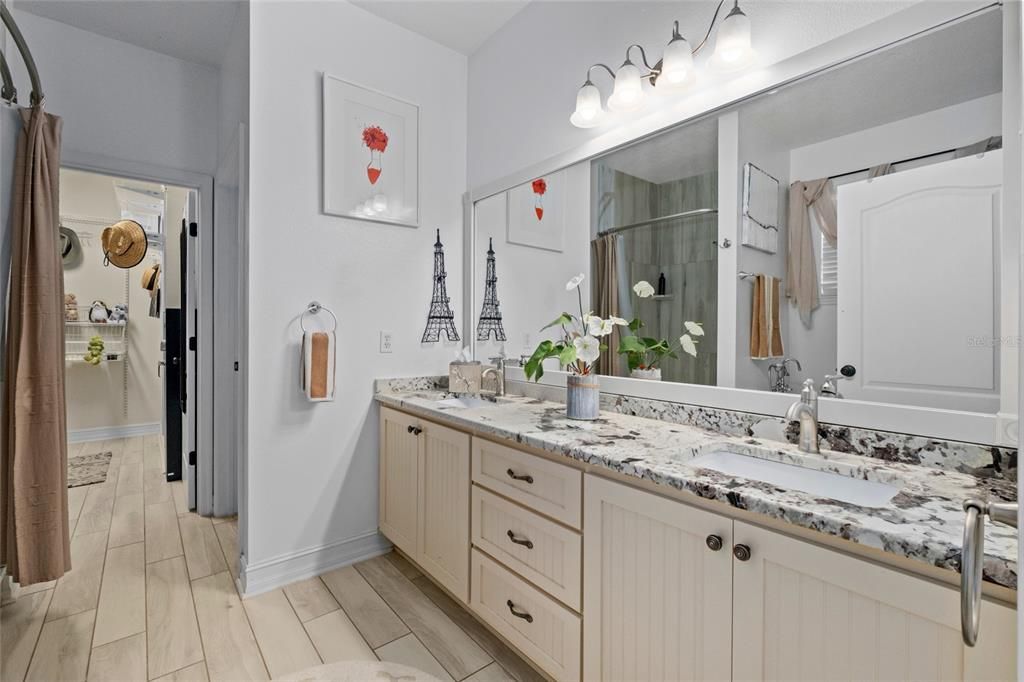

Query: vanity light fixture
[{"left": 570, "top": 0, "right": 756, "bottom": 128}]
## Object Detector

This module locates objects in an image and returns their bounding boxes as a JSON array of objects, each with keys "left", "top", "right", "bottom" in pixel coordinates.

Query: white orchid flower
[
  {"left": 574, "top": 335, "right": 601, "bottom": 363},
  {"left": 587, "top": 316, "right": 614, "bottom": 337},
  {"left": 679, "top": 334, "right": 698, "bottom": 357},
  {"left": 633, "top": 280, "right": 655, "bottom": 298},
  {"left": 684, "top": 321, "right": 704, "bottom": 337},
  {"left": 566, "top": 273, "right": 586, "bottom": 291},
  {"left": 609, "top": 316, "right": 629, "bottom": 326}
]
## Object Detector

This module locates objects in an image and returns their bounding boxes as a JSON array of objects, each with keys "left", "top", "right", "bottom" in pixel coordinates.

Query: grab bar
[
  {"left": 961, "top": 498, "right": 1017, "bottom": 646},
  {"left": 0, "top": 3, "right": 43, "bottom": 105}
]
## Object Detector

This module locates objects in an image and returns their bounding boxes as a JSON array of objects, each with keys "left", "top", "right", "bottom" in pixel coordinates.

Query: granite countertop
[{"left": 375, "top": 382, "right": 1018, "bottom": 590}]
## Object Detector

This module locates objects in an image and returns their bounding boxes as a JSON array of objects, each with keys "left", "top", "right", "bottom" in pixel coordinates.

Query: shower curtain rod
[
  {"left": 0, "top": 2, "right": 43, "bottom": 105},
  {"left": 598, "top": 207, "right": 718, "bottom": 238}
]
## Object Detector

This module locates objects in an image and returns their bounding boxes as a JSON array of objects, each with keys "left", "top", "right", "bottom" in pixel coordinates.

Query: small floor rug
[{"left": 67, "top": 451, "right": 113, "bottom": 488}]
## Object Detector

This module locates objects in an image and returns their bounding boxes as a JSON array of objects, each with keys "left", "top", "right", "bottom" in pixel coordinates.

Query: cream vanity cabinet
[
  {"left": 380, "top": 409, "right": 1016, "bottom": 681},
  {"left": 378, "top": 406, "right": 470, "bottom": 602},
  {"left": 584, "top": 474, "right": 1017, "bottom": 682}
]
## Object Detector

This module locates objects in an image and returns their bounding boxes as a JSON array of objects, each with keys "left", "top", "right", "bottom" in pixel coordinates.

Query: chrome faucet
[
  {"left": 786, "top": 378, "right": 819, "bottom": 454},
  {"left": 482, "top": 356, "right": 506, "bottom": 397}
]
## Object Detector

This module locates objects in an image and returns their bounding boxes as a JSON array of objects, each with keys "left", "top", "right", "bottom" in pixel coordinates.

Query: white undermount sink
[
  {"left": 435, "top": 396, "right": 493, "bottom": 409},
  {"left": 690, "top": 449, "right": 900, "bottom": 508}
]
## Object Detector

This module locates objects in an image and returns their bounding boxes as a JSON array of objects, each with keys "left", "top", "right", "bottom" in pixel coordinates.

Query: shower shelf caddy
[{"left": 65, "top": 310, "right": 128, "bottom": 363}]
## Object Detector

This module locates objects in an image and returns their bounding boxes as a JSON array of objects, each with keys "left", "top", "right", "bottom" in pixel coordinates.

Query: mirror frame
[{"left": 463, "top": 0, "right": 1021, "bottom": 447}]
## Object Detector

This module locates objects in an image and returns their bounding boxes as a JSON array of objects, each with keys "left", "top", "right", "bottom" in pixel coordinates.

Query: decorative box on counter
[{"left": 449, "top": 361, "right": 482, "bottom": 394}]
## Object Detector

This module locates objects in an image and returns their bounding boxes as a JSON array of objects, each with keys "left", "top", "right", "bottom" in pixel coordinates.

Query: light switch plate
[{"left": 379, "top": 331, "right": 393, "bottom": 354}]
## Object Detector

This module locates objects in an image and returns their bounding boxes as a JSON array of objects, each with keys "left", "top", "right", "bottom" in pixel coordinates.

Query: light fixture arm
[
  {"left": 586, "top": 63, "right": 617, "bottom": 82},
  {"left": 624, "top": 44, "right": 656, "bottom": 74},
  {"left": 692, "top": 0, "right": 727, "bottom": 55}
]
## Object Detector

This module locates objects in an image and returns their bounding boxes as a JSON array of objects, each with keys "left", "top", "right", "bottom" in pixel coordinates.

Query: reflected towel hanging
[
  {"left": 751, "top": 274, "right": 784, "bottom": 359},
  {"left": 301, "top": 331, "right": 336, "bottom": 402}
]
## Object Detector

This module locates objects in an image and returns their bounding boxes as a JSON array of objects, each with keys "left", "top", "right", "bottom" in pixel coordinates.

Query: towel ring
[{"left": 301, "top": 301, "right": 338, "bottom": 333}]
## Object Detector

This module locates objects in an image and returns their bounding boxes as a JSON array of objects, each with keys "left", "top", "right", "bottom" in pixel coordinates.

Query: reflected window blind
[{"left": 820, "top": 238, "right": 838, "bottom": 304}]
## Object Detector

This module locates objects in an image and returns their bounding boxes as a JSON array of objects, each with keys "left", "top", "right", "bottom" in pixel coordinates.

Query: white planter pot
[{"left": 630, "top": 367, "right": 662, "bottom": 381}]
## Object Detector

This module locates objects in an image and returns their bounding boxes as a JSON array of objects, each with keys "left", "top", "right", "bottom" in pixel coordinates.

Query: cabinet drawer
[
  {"left": 471, "top": 549, "right": 581, "bottom": 682},
  {"left": 472, "top": 438, "right": 582, "bottom": 528},
  {"left": 472, "top": 486, "right": 582, "bottom": 610}
]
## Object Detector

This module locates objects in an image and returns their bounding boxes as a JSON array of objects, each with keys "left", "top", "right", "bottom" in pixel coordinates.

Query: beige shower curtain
[
  {"left": 591, "top": 234, "right": 622, "bottom": 376},
  {"left": 2, "top": 105, "right": 70, "bottom": 585}
]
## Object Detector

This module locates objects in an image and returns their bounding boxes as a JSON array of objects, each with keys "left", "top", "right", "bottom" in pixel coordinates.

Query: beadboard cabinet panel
[
  {"left": 379, "top": 407, "right": 420, "bottom": 558},
  {"left": 582, "top": 474, "right": 734, "bottom": 682},
  {"left": 471, "top": 485, "right": 582, "bottom": 610},
  {"left": 732, "top": 521, "right": 1016, "bottom": 682},
  {"left": 417, "top": 421, "right": 471, "bottom": 603}
]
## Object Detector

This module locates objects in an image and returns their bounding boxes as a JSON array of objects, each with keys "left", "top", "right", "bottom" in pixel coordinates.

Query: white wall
[
  {"left": 245, "top": 0, "right": 467, "bottom": 590},
  {"left": 467, "top": 0, "right": 919, "bottom": 189},
  {"left": 7, "top": 9, "right": 219, "bottom": 175}
]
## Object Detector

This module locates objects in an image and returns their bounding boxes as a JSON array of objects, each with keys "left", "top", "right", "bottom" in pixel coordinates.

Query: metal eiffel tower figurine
[
  {"left": 421, "top": 229, "right": 460, "bottom": 342},
  {"left": 476, "top": 238, "right": 506, "bottom": 342}
]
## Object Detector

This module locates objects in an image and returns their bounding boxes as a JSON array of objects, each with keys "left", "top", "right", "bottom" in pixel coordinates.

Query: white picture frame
[
  {"left": 322, "top": 73, "right": 419, "bottom": 227},
  {"left": 506, "top": 169, "right": 566, "bottom": 252},
  {"left": 741, "top": 162, "right": 780, "bottom": 253}
]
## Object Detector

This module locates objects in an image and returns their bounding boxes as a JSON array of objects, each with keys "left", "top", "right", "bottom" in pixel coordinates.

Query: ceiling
[
  {"left": 598, "top": 8, "right": 1001, "bottom": 185},
  {"left": 350, "top": 0, "right": 529, "bottom": 55},
  {"left": 16, "top": 0, "right": 242, "bottom": 67}
]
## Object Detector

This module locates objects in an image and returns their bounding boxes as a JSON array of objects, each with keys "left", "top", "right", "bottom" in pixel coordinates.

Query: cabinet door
[
  {"left": 732, "top": 521, "right": 1016, "bottom": 681},
  {"left": 583, "top": 475, "right": 733, "bottom": 681},
  {"left": 379, "top": 407, "right": 420, "bottom": 558},
  {"left": 418, "top": 420, "right": 471, "bottom": 602}
]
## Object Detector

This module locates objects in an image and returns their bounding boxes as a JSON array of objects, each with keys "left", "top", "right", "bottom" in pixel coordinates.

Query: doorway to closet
[{"left": 60, "top": 167, "right": 199, "bottom": 511}]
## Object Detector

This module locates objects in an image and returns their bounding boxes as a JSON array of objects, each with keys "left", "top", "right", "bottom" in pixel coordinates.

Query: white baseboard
[
  {"left": 239, "top": 530, "right": 392, "bottom": 596},
  {"left": 69, "top": 422, "right": 162, "bottom": 444}
]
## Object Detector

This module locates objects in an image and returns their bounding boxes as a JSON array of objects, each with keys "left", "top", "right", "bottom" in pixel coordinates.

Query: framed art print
[
  {"left": 323, "top": 74, "right": 419, "bottom": 227},
  {"left": 507, "top": 170, "right": 566, "bottom": 252}
]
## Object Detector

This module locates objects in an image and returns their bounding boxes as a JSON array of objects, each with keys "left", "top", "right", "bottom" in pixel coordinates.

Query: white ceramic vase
[{"left": 630, "top": 367, "right": 662, "bottom": 381}]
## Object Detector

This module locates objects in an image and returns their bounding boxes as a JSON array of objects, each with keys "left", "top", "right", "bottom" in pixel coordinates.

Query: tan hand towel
[
  {"left": 301, "top": 331, "right": 335, "bottom": 402},
  {"left": 751, "top": 274, "right": 785, "bottom": 359}
]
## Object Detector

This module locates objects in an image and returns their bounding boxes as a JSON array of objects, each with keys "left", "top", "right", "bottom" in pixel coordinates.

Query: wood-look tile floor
[{"left": 1, "top": 436, "right": 543, "bottom": 682}]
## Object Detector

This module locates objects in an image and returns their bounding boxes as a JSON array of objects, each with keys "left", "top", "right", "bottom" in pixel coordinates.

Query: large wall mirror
[{"left": 471, "top": 5, "right": 1017, "bottom": 444}]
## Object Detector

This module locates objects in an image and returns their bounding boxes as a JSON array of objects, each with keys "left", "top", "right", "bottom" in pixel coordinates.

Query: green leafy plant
[
  {"left": 523, "top": 273, "right": 627, "bottom": 381},
  {"left": 617, "top": 280, "right": 703, "bottom": 371}
]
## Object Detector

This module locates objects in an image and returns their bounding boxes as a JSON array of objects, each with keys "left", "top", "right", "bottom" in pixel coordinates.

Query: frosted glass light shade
[
  {"left": 607, "top": 61, "right": 645, "bottom": 112},
  {"left": 712, "top": 5, "right": 754, "bottom": 70},
  {"left": 570, "top": 81, "right": 604, "bottom": 128},
  {"left": 658, "top": 36, "right": 694, "bottom": 89}
]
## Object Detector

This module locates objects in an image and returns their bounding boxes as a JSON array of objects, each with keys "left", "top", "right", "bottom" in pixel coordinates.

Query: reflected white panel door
[{"left": 837, "top": 152, "right": 1002, "bottom": 412}]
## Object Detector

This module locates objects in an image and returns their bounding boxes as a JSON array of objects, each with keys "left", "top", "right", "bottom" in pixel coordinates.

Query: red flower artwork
[
  {"left": 362, "top": 125, "right": 389, "bottom": 184},
  {"left": 362, "top": 125, "right": 389, "bottom": 152},
  {"left": 532, "top": 178, "right": 547, "bottom": 220}
]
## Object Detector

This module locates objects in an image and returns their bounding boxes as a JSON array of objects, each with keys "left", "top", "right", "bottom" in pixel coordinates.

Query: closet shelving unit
[{"left": 65, "top": 307, "right": 128, "bottom": 363}]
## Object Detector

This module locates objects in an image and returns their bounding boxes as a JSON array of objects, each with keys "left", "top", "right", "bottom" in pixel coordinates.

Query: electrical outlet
[{"left": 379, "top": 331, "right": 393, "bottom": 354}]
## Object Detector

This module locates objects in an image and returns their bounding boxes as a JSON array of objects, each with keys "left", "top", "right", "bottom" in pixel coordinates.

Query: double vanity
[{"left": 375, "top": 377, "right": 1017, "bottom": 681}]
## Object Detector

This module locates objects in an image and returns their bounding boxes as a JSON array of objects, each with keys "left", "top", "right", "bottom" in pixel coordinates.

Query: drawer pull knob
[
  {"left": 706, "top": 534, "right": 723, "bottom": 551},
  {"left": 733, "top": 544, "right": 752, "bottom": 562},
  {"left": 406, "top": 425, "right": 422, "bottom": 436},
  {"left": 506, "top": 530, "right": 534, "bottom": 549},
  {"left": 506, "top": 469, "right": 534, "bottom": 484},
  {"left": 506, "top": 600, "right": 534, "bottom": 623}
]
